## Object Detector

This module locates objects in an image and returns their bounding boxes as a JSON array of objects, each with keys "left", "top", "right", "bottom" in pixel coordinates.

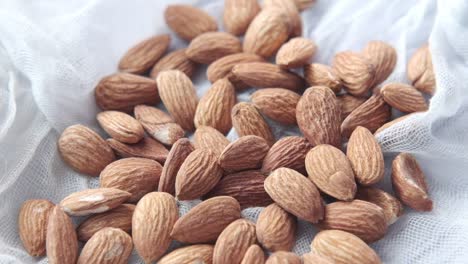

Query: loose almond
[
  {"left": 159, "top": 138, "right": 194, "bottom": 195},
  {"left": 97, "top": 111, "right": 144, "bottom": 143},
  {"left": 263, "top": 0, "right": 303, "bottom": 37},
  {"left": 150, "top": 48, "right": 197, "bottom": 79},
  {"left": 261, "top": 136, "right": 312, "bottom": 174},
  {"left": 266, "top": 252, "right": 301, "bottom": 264},
  {"left": 164, "top": 4, "right": 217, "bottom": 41},
  {"left": 186, "top": 32, "right": 242, "bottom": 64},
  {"left": 332, "top": 51, "right": 375, "bottom": 97},
  {"left": 362, "top": 40, "right": 397, "bottom": 86},
  {"left": 158, "top": 244, "right": 214, "bottom": 264},
  {"left": 219, "top": 135, "right": 270, "bottom": 172},
  {"left": 337, "top": 94, "right": 366, "bottom": 120},
  {"left": 241, "top": 244, "right": 265, "bottom": 264},
  {"left": 304, "top": 64, "right": 342, "bottom": 93},
  {"left": 213, "top": 219, "right": 257, "bottom": 264},
  {"left": 193, "top": 125, "right": 230, "bottom": 155},
  {"left": 380, "top": 83, "right": 428, "bottom": 113},
  {"left": 407, "top": 44, "right": 435, "bottom": 94},
  {"left": 232, "top": 102, "right": 275, "bottom": 146},
  {"left": 256, "top": 203, "right": 296, "bottom": 252},
  {"left": 46, "top": 206, "right": 78, "bottom": 264},
  {"left": 251, "top": 88, "right": 300, "bottom": 125},
  {"left": 107, "top": 137, "right": 168, "bottom": 163},
  {"left": 302, "top": 253, "right": 334, "bottom": 264},
  {"left": 356, "top": 187, "right": 404, "bottom": 225},
  {"left": 276, "top": 37, "right": 316, "bottom": 68},
  {"left": 224, "top": 0, "right": 260, "bottom": 35},
  {"left": 60, "top": 188, "right": 131, "bottom": 216}
]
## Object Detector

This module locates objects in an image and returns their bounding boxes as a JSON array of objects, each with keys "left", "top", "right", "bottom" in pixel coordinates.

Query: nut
[
  {"left": 213, "top": 219, "right": 257, "bottom": 264},
  {"left": 150, "top": 49, "right": 197, "bottom": 79},
  {"left": 251, "top": 88, "right": 300, "bottom": 125},
  {"left": 231, "top": 102, "right": 275, "bottom": 146},
  {"left": 60, "top": 188, "right": 131, "bottom": 216},
  {"left": 256, "top": 203, "right": 297, "bottom": 252},
  {"left": 219, "top": 135, "right": 270, "bottom": 172},
  {"left": 107, "top": 137, "right": 168, "bottom": 163},
  {"left": 164, "top": 4, "right": 217, "bottom": 41},
  {"left": 186, "top": 32, "right": 242, "bottom": 64},
  {"left": 276, "top": 37, "right": 316, "bottom": 68},
  {"left": 223, "top": 0, "right": 260, "bottom": 36},
  {"left": 380, "top": 83, "right": 428, "bottom": 113},
  {"left": 97, "top": 111, "right": 144, "bottom": 144}
]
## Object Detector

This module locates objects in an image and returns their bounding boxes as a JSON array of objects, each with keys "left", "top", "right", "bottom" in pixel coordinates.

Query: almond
[
  {"left": 107, "top": 137, "right": 168, "bottom": 163},
  {"left": 18, "top": 199, "right": 54, "bottom": 256},
  {"left": 251, "top": 88, "right": 300, "bottom": 125},
  {"left": 150, "top": 49, "right": 197, "bottom": 79},
  {"left": 337, "top": 94, "right": 366, "bottom": 120},
  {"left": 362, "top": 40, "right": 397, "bottom": 86},
  {"left": 224, "top": 0, "right": 260, "bottom": 35},
  {"left": 356, "top": 187, "right": 404, "bottom": 225},
  {"left": 213, "top": 219, "right": 257, "bottom": 264},
  {"left": 194, "top": 78, "right": 237, "bottom": 134},
  {"left": 60, "top": 188, "right": 131, "bottom": 216},
  {"left": 193, "top": 125, "right": 230, "bottom": 155},
  {"left": 256, "top": 203, "right": 296, "bottom": 252},
  {"left": 77, "top": 227, "right": 133, "bottom": 264},
  {"left": 391, "top": 153, "right": 433, "bottom": 211},
  {"left": 171, "top": 196, "right": 241, "bottom": 243},
  {"left": 276, "top": 37, "right": 316, "bottom": 68},
  {"left": 380, "top": 83, "right": 428, "bottom": 113},
  {"left": 332, "top": 51, "right": 375, "bottom": 97},
  {"left": 374, "top": 113, "right": 414, "bottom": 135},
  {"left": 305, "top": 144, "right": 356, "bottom": 201},
  {"left": 219, "top": 135, "right": 270, "bottom": 172},
  {"left": 263, "top": 0, "right": 303, "bottom": 37},
  {"left": 304, "top": 64, "right": 342, "bottom": 93},
  {"left": 156, "top": 70, "right": 198, "bottom": 131},
  {"left": 95, "top": 73, "right": 159, "bottom": 112},
  {"left": 164, "top": 4, "right": 217, "bottom": 41},
  {"left": 311, "top": 230, "right": 381, "bottom": 264},
  {"left": 186, "top": 32, "right": 242, "bottom": 64},
  {"left": 159, "top": 138, "right": 194, "bottom": 195},
  {"left": 265, "top": 168, "right": 324, "bottom": 223},
  {"left": 77, "top": 204, "right": 135, "bottom": 242},
  {"left": 58, "top": 124, "right": 115, "bottom": 176},
  {"left": 132, "top": 192, "right": 178, "bottom": 263},
  {"left": 347, "top": 126, "right": 385, "bottom": 185},
  {"left": 158, "top": 244, "right": 214, "bottom": 264},
  {"left": 266, "top": 251, "right": 301, "bottom": 264},
  {"left": 232, "top": 102, "right": 275, "bottom": 146},
  {"left": 100, "top": 158, "right": 162, "bottom": 202},
  {"left": 302, "top": 253, "right": 334, "bottom": 264},
  {"left": 407, "top": 44, "right": 435, "bottom": 94},
  {"left": 294, "top": 0, "right": 315, "bottom": 10},
  {"left": 241, "top": 244, "right": 265, "bottom": 264},
  {"left": 175, "top": 148, "right": 223, "bottom": 200},
  {"left": 296, "top": 86, "right": 342, "bottom": 147},
  {"left": 261, "top": 136, "right": 312, "bottom": 174},
  {"left": 46, "top": 206, "right": 78, "bottom": 264},
  {"left": 97, "top": 111, "right": 144, "bottom": 143},
  {"left": 118, "top": 34, "right": 170, "bottom": 74}
]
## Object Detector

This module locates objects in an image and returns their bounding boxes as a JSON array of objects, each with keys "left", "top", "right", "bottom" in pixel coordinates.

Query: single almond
[
  {"left": 60, "top": 188, "right": 131, "bottom": 216},
  {"left": 224, "top": 0, "right": 260, "bottom": 35},
  {"left": 276, "top": 37, "right": 316, "bottom": 68},
  {"left": 337, "top": 94, "right": 366, "bottom": 120},
  {"left": 158, "top": 244, "right": 214, "bottom": 264},
  {"left": 261, "top": 136, "right": 312, "bottom": 174},
  {"left": 266, "top": 251, "right": 301, "bottom": 264},
  {"left": 164, "top": 4, "right": 218, "bottom": 41},
  {"left": 97, "top": 111, "right": 144, "bottom": 143},
  {"left": 219, "top": 135, "right": 270, "bottom": 172},
  {"left": 107, "top": 137, "right": 168, "bottom": 163},
  {"left": 302, "top": 253, "right": 334, "bottom": 264},
  {"left": 362, "top": 40, "right": 397, "bottom": 86},
  {"left": 251, "top": 88, "right": 300, "bottom": 125},
  {"left": 232, "top": 102, "right": 275, "bottom": 146},
  {"left": 407, "top": 44, "right": 435, "bottom": 94},
  {"left": 356, "top": 187, "right": 404, "bottom": 225},
  {"left": 58, "top": 124, "right": 115, "bottom": 176},
  {"left": 374, "top": 113, "right": 415, "bottom": 135},
  {"left": 380, "top": 83, "right": 428, "bottom": 113},
  {"left": 159, "top": 138, "right": 194, "bottom": 195},
  {"left": 213, "top": 219, "right": 257, "bottom": 264},
  {"left": 304, "top": 64, "right": 342, "bottom": 93},
  {"left": 186, "top": 32, "right": 242, "bottom": 64},
  {"left": 150, "top": 49, "right": 197, "bottom": 79},
  {"left": 241, "top": 244, "right": 265, "bottom": 264},
  {"left": 46, "top": 206, "right": 78, "bottom": 264},
  {"left": 193, "top": 126, "right": 230, "bottom": 155},
  {"left": 256, "top": 203, "right": 296, "bottom": 252},
  {"left": 263, "top": 0, "right": 303, "bottom": 37}
]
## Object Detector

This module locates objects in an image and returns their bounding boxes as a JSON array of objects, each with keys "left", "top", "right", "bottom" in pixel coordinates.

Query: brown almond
[
  {"left": 304, "top": 64, "right": 342, "bottom": 93},
  {"left": 219, "top": 135, "right": 270, "bottom": 172},
  {"left": 159, "top": 138, "right": 194, "bottom": 195},
  {"left": 362, "top": 40, "right": 397, "bottom": 86},
  {"left": 380, "top": 83, "right": 428, "bottom": 113},
  {"left": 164, "top": 5, "right": 217, "bottom": 41},
  {"left": 356, "top": 187, "right": 404, "bottom": 225},
  {"left": 107, "top": 137, "right": 168, "bottom": 163},
  {"left": 150, "top": 49, "right": 197, "bottom": 79},
  {"left": 276, "top": 37, "right": 316, "bottom": 68},
  {"left": 337, "top": 94, "right": 366, "bottom": 120},
  {"left": 266, "top": 252, "right": 301, "bottom": 264},
  {"left": 374, "top": 113, "right": 415, "bottom": 135},
  {"left": 213, "top": 219, "right": 257, "bottom": 264},
  {"left": 186, "top": 32, "right": 242, "bottom": 64},
  {"left": 302, "top": 253, "right": 334, "bottom": 264},
  {"left": 193, "top": 125, "right": 230, "bottom": 155},
  {"left": 251, "top": 88, "right": 300, "bottom": 125},
  {"left": 263, "top": 0, "right": 303, "bottom": 37},
  {"left": 224, "top": 0, "right": 260, "bottom": 35},
  {"left": 46, "top": 206, "right": 78, "bottom": 264},
  {"left": 158, "top": 244, "right": 214, "bottom": 264},
  {"left": 232, "top": 102, "right": 275, "bottom": 146},
  {"left": 256, "top": 203, "right": 296, "bottom": 252},
  {"left": 60, "top": 188, "right": 131, "bottom": 216},
  {"left": 97, "top": 111, "right": 144, "bottom": 143},
  {"left": 332, "top": 51, "right": 375, "bottom": 97},
  {"left": 407, "top": 44, "right": 435, "bottom": 94},
  {"left": 241, "top": 244, "right": 265, "bottom": 264},
  {"left": 261, "top": 136, "right": 312, "bottom": 174}
]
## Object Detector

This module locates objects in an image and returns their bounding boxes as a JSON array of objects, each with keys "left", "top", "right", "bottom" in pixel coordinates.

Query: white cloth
[{"left": 1, "top": 0, "right": 468, "bottom": 263}]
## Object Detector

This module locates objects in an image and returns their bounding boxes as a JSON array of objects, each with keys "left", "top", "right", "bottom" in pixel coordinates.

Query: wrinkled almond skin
[
  {"left": 356, "top": 187, "right": 404, "bottom": 225},
  {"left": 232, "top": 102, "right": 275, "bottom": 146},
  {"left": 186, "top": 32, "right": 242, "bottom": 64},
  {"left": 77, "top": 204, "right": 135, "bottom": 241},
  {"left": 159, "top": 138, "right": 194, "bottom": 195},
  {"left": 347, "top": 126, "right": 385, "bottom": 185},
  {"left": 363, "top": 40, "right": 397, "bottom": 86},
  {"left": 175, "top": 148, "right": 223, "bottom": 200},
  {"left": 306, "top": 144, "right": 356, "bottom": 201},
  {"left": 107, "top": 137, "right": 168, "bottom": 163},
  {"left": 256, "top": 203, "right": 296, "bottom": 252},
  {"left": 304, "top": 64, "right": 342, "bottom": 93},
  {"left": 380, "top": 83, "right": 428, "bottom": 113},
  {"left": 194, "top": 79, "right": 237, "bottom": 134},
  {"left": 193, "top": 126, "right": 230, "bottom": 155},
  {"left": 241, "top": 244, "right": 265, "bottom": 264},
  {"left": 171, "top": 196, "right": 241, "bottom": 243},
  {"left": 263, "top": 0, "right": 302, "bottom": 37},
  {"left": 18, "top": 199, "right": 54, "bottom": 256},
  {"left": 46, "top": 206, "right": 78, "bottom": 264},
  {"left": 118, "top": 34, "right": 170, "bottom": 74},
  {"left": 60, "top": 188, "right": 131, "bottom": 216},
  {"left": 312, "top": 230, "right": 381, "bottom": 264},
  {"left": 337, "top": 94, "right": 366, "bottom": 120},
  {"left": 302, "top": 253, "right": 334, "bottom": 264},
  {"left": 392, "top": 153, "right": 433, "bottom": 211},
  {"left": 213, "top": 219, "right": 257, "bottom": 264},
  {"left": 251, "top": 88, "right": 300, "bottom": 125},
  {"left": 276, "top": 37, "right": 316, "bottom": 68},
  {"left": 77, "top": 227, "right": 133, "bottom": 264},
  {"left": 58, "top": 124, "right": 116, "bottom": 176},
  {"left": 266, "top": 251, "right": 301, "bottom": 264},
  {"left": 224, "top": 0, "right": 260, "bottom": 35},
  {"left": 296, "top": 86, "right": 342, "bottom": 147},
  {"left": 132, "top": 192, "right": 178, "bottom": 263},
  {"left": 97, "top": 111, "right": 144, "bottom": 143},
  {"left": 261, "top": 136, "right": 312, "bottom": 174},
  {"left": 265, "top": 168, "right": 324, "bottom": 223},
  {"left": 219, "top": 135, "right": 270, "bottom": 172},
  {"left": 95, "top": 73, "right": 159, "bottom": 112},
  {"left": 150, "top": 49, "right": 197, "bottom": 79},
  {"left": 158, "top": 244, "right": 214, "bottom": 264},
  {"left": 164, "top": 5, "right": 218, "bottom": 41},
  {"left": 407, "top": 44, "right": 435, "bottom": 94}
]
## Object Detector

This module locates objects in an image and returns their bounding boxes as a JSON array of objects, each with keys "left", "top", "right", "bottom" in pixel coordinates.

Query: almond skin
[
  {"left": 305, "top": 144, "right": 356, "bottom": 201},
  {"left": 302, "top": 253, "right": 334, "bottom": 264},
  {"left": 276, "top": 37, "right": 316, "bottom": 68},
  {"left": 107, "top": 137, "right": 168, "bottom": 163},
  {"left": 194, "top": 78, "right": 237, "bottom": 134},
  {"left": 380, "top": 83, "right": 428, "bottom": 113},
  {"left": 232, "top": 102, "right": 275, "bottom": 146},
  {"left": 407, "top": 44, "right": 435, "bottom": 94},
  {"left": 46, "top": 206, "right": 78, "bottom": 264},
  {"left": 193, "top": 125, "right": 230, "bottom": 155},
  {"left": 266, "top": 251, "right": 301, "bottom": 264},
  {"left": 219, "top": 135, "right": 270, "bottom": 172},
  {"left": 186, "top": 32, "right": 242, "bottom": 64},
  {"left": 224, "top": 0, "right": 260, "bottom": 35},
  {"left": 362, "top": 40, "right": 397, "bottom": 86},
  {"left": 132, "top": 192, "right": 178, "bottom": 263},
  {"left": 392, "top": 153, "right": 433, "bottom": 211},
  {"left": 164, "top": 4, "right": 218, "bottom": 41},
  {"left": 158, "top": 244, "right": 214, "bottom": 264},
  {"left": 265, "top": 168, "right": 324, "bottom": 223},
  {"left": 256, "top": 203, "right": 296, "bottom": 252},
  {"left": 60, "top": 188, "right": 131, "bottom": 216},
  {"left": 58, "top": 124, "right": 115, "bottom": 176},
  {"left": 171, "top": 196, "right": 241, "bottom": 243},
  {"left": 251, "top": 88, "right": 300, "bottom": 125},
  {"left": 18, "top": 199, "right": 54, "bottom": 256},
  {"left": 261, "top": 136, "right": 312, "bottom": 174},
  {"left": 263, "top": 0, "right": 303, "bottom": 37},
  {"left": 356, "top": 187, "right": 404, "bottom": 225},
  {"left": 159, "top": 138, "right": 194, "bottom": 195},
  {"left": 150, "top": 49, "right": 197, "bottom": 79},
  {"left": 337, "top": 94, "right": 366, "bottom": 120},
  {"left": 213, "top": 219, "right": 257, "bottom": 264},
  {"left": 241, "top": 244, "right": 265, "bottom": 264},
  {"left": 175, "top": 148, "right": 223, "bottom": 200},
  {"left": 304, "top": 64, "right": 342, "bottom": 93},
  {"left": 118, "top": 34, "right": 170, "bottom": 74},
  {"left": 97, "top": 111, "right": 144, "bottom": 143},
  {"left": 296, "top": 86, "right": 342, "bottom": 147}
]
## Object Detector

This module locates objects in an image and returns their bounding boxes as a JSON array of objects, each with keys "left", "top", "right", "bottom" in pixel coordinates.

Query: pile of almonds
[{"left": 18, "top": 1, "right": 436, "bottom": 263}]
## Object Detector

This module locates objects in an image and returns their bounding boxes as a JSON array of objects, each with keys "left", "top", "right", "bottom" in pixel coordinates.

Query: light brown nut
[
  {"left": 150, "top": 49, "right": 197, "bottom": 79},
  {"left": 263, "top": 0, "right": 302, "bottom": 37},
  {"left": 94, "top": 73, "right": 159, "bottom": 112},
  {"left": 302, "top": 252, "right": 334, "bottom": 264},
  {"left": 107, "top": 137, "right": 168, "bottom": 163},
  {"left": 332, "top": 51, "right": 376, "bottom": 97},
  {"left": 256, "top": 203, "right": 296, "bottom": 252},
  {"left": 251, "top": 88, "right": 300, "bottom": 125},
  {"left": 164, "top": 4, "right": 217, "bottom": 41},
  {"left": 356, "top": 187, "right": 404, "bottom": 225},
  {"left": 77, "top": 227, "right": 133, "bottom": 264},
  {"left": 337, "top": 94, "right": 366, "bottom": 120},
  {"left": 18, "top": 199, "right": 54, "bottom": 256},
  {"left": 100, "top": 158, "right": 162, "bottom": 202},
  {"left": 206, "top": 170, "right": 273, "bottom": 209},
  {"left": 296, "top": 86, "right": 342, "bottom": 147},
  {"left": 219, "top": 135, "right": 270, "bottom": 172},
  {"left": 241, "top": 244, "right": 265, "bottom": 264},
  {"left": 77, "top": 204, "right": 135, "bottom": 242},
  {"left": 159, "top": 138, "right": 194, "bottom": 195},
  {"left": 97, "top": 111, "right": 144, "bottom": 143},
  {"left": 232, "top": 62, "right": 306, "bottom": 92},
  {"left": 407, "top": 44, "right": 435, "bottom": 94},
  {"left": 362, "top": 40, "right": 397, "bottom": 86},
  {"left": 294, "top": 0, "right": 315, "bottom": 10},
  {"left": 194, "top": 78, "right": 237, "bottom": 134},
  {"left": 311, "top": 230, "right": 381, "bottom": 264},
  {"left": 118, "top": 34, "right": 170, "bottom": 74},
  {"left": 158, "top": 244, "right": 214, "bottom": 264},
  {"left": 392, "top": 153, "right": 433, "bottom": 211},
  {"left": 186, "top": 32, "right": 242, "bottom": 64},
  {"left": 347, "top": 126, "right": 385, "bottom": 185},
  {"left": 175, "top": 148, "right": 223, "bottom": 200},
  {"left": 171, "top": 196, "right": 241, "bottom": 243},
  {"left": 193, "top": 125, "right": 230, "bottom": 155},
  {"left": 243, "top": 8, "right": 290, "bottom": 57},
  {"left": 60, "top": 188, "right": 131, "bottom": 216},
  {"left": 374, "top": 113, "right": 415, "bottom": 135},
  {"left": 276, "top": 37, "right": 316, "bottom": 68},
  {"left": 304, "top": 64, "right": 342, "bottom": 93},
  {"left": 380, "top": 83, "right": 428, "bottom": 113},
  {"left": 261, "top": 136, "right": 312, "bottom": 174},
  {"left": 232, "top": 102, "right": 275, "bottom": 146},
  {"left": 266, "top": 251, "right": 301, "bottom": 264},
  {"left": 265, "top": 168, "right": 324, "bottom": 223},
  {"left": 213, "top": 219, "right": 257, "bottom": 264},
  {"left": 132, "top": 192, "right": 178, "bottom": 263},
  {"left": 46, "top": 206, "right": 78, "bottom": 264},
  {"left": 156, "top": 70, "right": 198, "bottom": 131},
  {"left": 58, "top": 124, "right": 115, "bottom": 176},
  {"left": 224, "top": 0, "right": 260, "bottom": 36}
]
